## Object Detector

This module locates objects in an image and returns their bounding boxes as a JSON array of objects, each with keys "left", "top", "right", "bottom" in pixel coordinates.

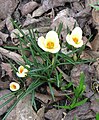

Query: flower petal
[
  {"left": 71, "top": 27, "right": 82, "bottom": 40},
  {"left": 46, "top": 31, "right": 59, "bottom": 43},
  {"left": 18, "top": 66, "right": 24, "bottom": 73},
  {"left": 46, "top": 44, "right": 60, "bottom": 53},
  {"left": 66, "top": 34, "right": 76, "bottom": 45},
  {"left": 38, "top": 36, "right": 48, "bottom": 52},
  {"left": 16, "top": 72, "right": 27, "bottom": 77},
  {"left": 73, "top": 40, "right": 83, "bottom": 48}
]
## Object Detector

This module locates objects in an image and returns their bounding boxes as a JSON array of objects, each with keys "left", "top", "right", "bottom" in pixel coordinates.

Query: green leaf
[
  {"left": 90, "top": 4, "right": 99, "bottom": 11},
  {"left": 96, "top": 113, "right": 99, "bottom": 120},
  {"left": 73, "top": 98, "right": 88, "bottom": 108},
  {"left": 48, "top": 82, "right": 55, "bottom": 101},
  {"left": 57, "top": 22, "right": 63, "bottom": 37}
]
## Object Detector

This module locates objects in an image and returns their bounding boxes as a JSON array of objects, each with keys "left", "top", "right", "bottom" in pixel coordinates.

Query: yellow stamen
[
  {"left": 19, "top": 66, "right": 24, "bottom": 73},
  {"left": 47, "top": 41, "right": 54, "bottom": 49},
  {"left": 72, "top": 37, "right": 78, "bottom": 43},
  {"left": 11, "top": 84, "right": 16, "bottom": 90}
]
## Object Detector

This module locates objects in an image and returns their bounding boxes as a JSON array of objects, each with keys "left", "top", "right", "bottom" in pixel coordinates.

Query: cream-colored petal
[
  {"left": 46, "top": 31, "right": 59, "bottom": 43},
  {"left": 73, "top": 40, "right": 83, "bottom": 48},
  {"left": 16, "top": 72, "right": 27, "bottom": 77},
  {"left": 47, "top": 44, "right": 60, "bottom": 53},
  {"left": 18, "top": 66, "right": 24, "bottom": 73},
  {"left": 38, "top": 36, "right": 48, "bottom": 52},
  {"left": 10, "top": 82, "right": 20, "bottom": 91},
  {"left": 66, "top": 34, "right": 76, "bottom": 46},
  {"left": 25, "top": 65, "right": 30, "bottom": 68},
  {"left": 71, "top": 27, "right": 82, "bottom": 40},
  {"left": 23, "top": 68, "right": 28, "bottom": 73}
]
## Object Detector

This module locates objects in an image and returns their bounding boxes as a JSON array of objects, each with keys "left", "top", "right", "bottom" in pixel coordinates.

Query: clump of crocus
[
  {"left": 66, "top": 27, "right": 83, "bottom": 48},
  {"left": 38, "top": 30, "right": 60, "bottom": 53},
  {"left": 16, "top": 65, "right": 30, "bottom": 77},
  {"left": 10, "top": 82, "right": 20, "bottom": 91}
]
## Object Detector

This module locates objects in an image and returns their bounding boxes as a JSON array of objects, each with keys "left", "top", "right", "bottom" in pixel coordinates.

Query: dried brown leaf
[
  {"left": 80, "top": 51, "right": 93, "bottom": 60},
  {"left": 64, "top": 102, "right": 95, "bottom": 120},
  {"left": 51, "top": 16, "right": 78, "bottom": 40},
  {"left": 1, "top": 62, "right": 12, "bottom": 78},
  {"left": 47, "top": 86, "right": 66, "bottom": 97},
  {"left": 91, "top": 34, "right": 99, "bottom": 51},
  {"left": 10, "top": 29, "right": 29, "bottom": 39},
  {"left": 0, "top": 47, "right": 25, "bottom": 64},
  {"left": 6, "top": 95, "right": 41, "bottom": 120},
  {"left": 21, "top": 1, "right": 39, "bottom": 16},
  {"left": 37, "top": 105, "right": 45, "bottom": 120},
  {"left": 45, "top": 108, "right": 65, "bottom": 120},
  {"left": 0, "top": 0, "right": 19, "bottom": 19},
  {"left": 6, "top": 15, "right": 14, "bottom": 32},
  {"left": 92, "top": 9, "right": 99, "bottom": 26},
  {"left": 71, "top": 64, "right": 95, "bottom": 98},
  {"left": 90, "top": 94, "right": 99, "bottom": 113},
  {"left": 83, "top": 36, "right": 92, "bottom": 49},
  {"left": 0, "top": 31, "right": 9, "bottom": 42},
  {"left": 0, "top": 20, "right": 6, "bottom": 31}
]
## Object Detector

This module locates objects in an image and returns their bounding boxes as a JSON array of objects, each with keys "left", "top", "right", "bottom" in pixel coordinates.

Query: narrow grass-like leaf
[
  {"left": 96, "top": 113, "right": 99, "bottom": 120},
  {"left": 73, "top": 98, "right": 88, "bottom": 108},
  {"left": 0, "top": 96, "right": 15, "bottom": 109},
  {"left": 48, "top": 82, "right": 55, "bottom": 101}
]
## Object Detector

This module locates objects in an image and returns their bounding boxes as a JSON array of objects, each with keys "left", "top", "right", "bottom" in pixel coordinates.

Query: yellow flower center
[
  {"left": 72, "top": 37, "right": 78, "bottom": 44},
  {"left": 46, "top": 41, "right": 54, "bottom": 49},
  {"left": 11, "top": 84, "right": 16, "bottom": 90},
  {"left": 19, "top": 66, "right": 24, "bottom": 73}
]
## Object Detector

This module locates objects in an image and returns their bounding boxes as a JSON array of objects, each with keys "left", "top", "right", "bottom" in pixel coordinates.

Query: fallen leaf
[
  {"left": 0, "top": 31, "right": 9, "bottom": 42},
  {"left": 83, "top": 36, "right": 92, "bottom": 49},
  {"left": 0, "top": 0, "right": 19, "bottom": 19},
  {"left": 47, "top": 86, "right": 66, "bottom": 97},
  {"left": 71, "top": 64, "right": 95, "bottom": 98},
  {"left": 92, "top": 59, "right": 99, "bottom": 79},
  {"left": 0, "top": 39, "right": 3, "bottom": 46},
  {"left": 32, "top": 0, "right": 78, "bottom": 18},
  {"left": 0, "top": 20, "right": 6, "bottom": 30},
  {"left": 45, "top": 108, "right": 65, "bottom": 120},
  {"left": 1, "top": 62, "right": 12, "bottom": 78},
  {"left": 80, "top": 51, "right": 93, "bottom": 60},
  {"left": 37, "top": 105, "right": 45, "bottom": 120},
  {"left": 6, "top": 15, "right": 14, "bottom": 32},
  {"left": 6, "top": 94, "right": 41, "bottom": 120},
  {"left": 90, "top": 94, "right": 99, "bottom": 113},
  {"left": 35, "top": 92, "right": 52, "bottom": 104},
  {"left": 92, "top": 9, "right": 99, "bottom": 26},
  {"left": 91, "top": 34, "right": 99, "bottom": 51},
  {"left": 23, "top": 14, "right": 51, "bottom": 28},
  {"left": 10, "top": 29, "right": 29, "bottom": 39},
  {"left": 21, "top": 1, "right": 39, "bottom": 16},
  {"left": 51, "top": 16, "right": 78, "bottom": 40},
  {"left": 0, "top": 47, "right": 25, "bottom": 64},
  {"left": 64, "top": 102, "right": 95, "bottom": 120}
]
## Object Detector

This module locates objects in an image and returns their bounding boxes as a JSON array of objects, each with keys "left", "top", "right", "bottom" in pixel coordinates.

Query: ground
[{"left": 0, "top": 0, "right": 99, "bottom": 120}]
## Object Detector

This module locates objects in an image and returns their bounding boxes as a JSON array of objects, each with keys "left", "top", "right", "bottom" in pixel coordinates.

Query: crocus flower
[
  {"left": 66, "top": 27, "right": 83, "bottom": 48},
  {"left": 38, "top": 30, "right": 60, "bottom": 53},
  {"left": 16, "top": 65, "right": 30, "bottom": 77},
  {"left": 10, "top": 82, "right": 20, "bottom": 91}
]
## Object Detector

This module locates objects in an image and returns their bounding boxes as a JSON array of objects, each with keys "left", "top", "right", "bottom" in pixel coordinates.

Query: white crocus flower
[
  {"left": 38, "top": 31, "right": 60, "bottom": 53},
  {"left": 66, "top": 27, "right": 83, "bottom": 48},
  {"left": 16, "top": 65, "right": 30, "bottom": 77},
  {"left": 10, "top": 82, "right": 20, "bottom": 91}
]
